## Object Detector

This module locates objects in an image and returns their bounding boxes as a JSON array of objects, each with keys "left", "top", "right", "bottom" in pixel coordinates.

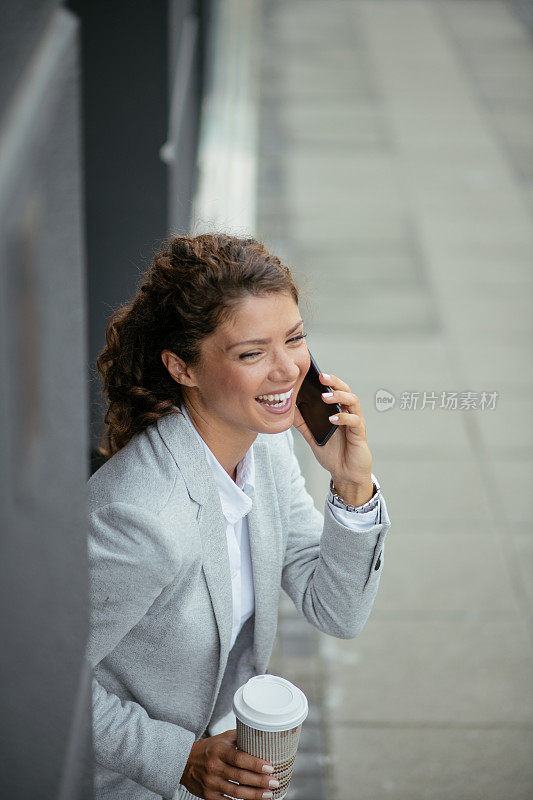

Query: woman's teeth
[{"left": 255, "top": 388, "right": 293, "bottom": 407}]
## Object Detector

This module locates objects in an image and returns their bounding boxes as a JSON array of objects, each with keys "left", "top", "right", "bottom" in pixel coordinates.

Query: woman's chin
[{"left": 255, "top": 405, "right": 295, "bottom": 432}]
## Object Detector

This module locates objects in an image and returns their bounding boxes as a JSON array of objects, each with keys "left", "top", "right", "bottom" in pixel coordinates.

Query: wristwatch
[{"left": 329, "top": 475, "right": 381, "bottom": 513}]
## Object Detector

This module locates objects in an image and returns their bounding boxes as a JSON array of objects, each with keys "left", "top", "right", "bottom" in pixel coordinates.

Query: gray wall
[
  {"left": 66, "top": 0, "right": 209, "bottom": 461},
  {"left": 0, "top": 5, "right": 92, "bottom": 799},
  {"left": 68, "top": 0, "right": 170, "bottom": 459},
  {"left": 0, "top": 2, "right": 212, "bottom": 796}
]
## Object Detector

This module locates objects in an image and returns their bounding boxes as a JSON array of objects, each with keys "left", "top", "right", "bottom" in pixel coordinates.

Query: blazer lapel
[
  {"left": 197, "top": 501, "right": 234, "bottom": 675},
  {"left": 247, "top": 439, "right": 283, "bottom": 672},
  {"left": 157, "top": 411, "right": 284, "bottom": 683},
  {"left": 157, "top": 411, "right": 233, "bottom": 681}
]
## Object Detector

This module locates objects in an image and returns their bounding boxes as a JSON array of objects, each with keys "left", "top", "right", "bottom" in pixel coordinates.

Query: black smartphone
[{"left": 296, "top": 351, "right": 342, "bottom": 446}]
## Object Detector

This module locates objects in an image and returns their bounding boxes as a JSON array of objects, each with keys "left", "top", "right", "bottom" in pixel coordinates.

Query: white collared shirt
[
  {"left": 180, "top": 405, "right": 257, "bottom": 652},
  {"left": 179, "top": 406, "right": 380, "bottom": 736}
]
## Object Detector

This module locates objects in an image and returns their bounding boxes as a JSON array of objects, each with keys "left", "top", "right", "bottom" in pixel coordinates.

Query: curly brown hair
[{"left": 96, "top": 233, "right": 302, "bottom": 458}]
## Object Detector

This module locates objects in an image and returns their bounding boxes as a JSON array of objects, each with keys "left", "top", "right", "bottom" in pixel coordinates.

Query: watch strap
[{"left": 329, "top": 476, "right": 381, "bottom": 513}]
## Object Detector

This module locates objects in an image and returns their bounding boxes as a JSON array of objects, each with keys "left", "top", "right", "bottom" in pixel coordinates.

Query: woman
[{"left": 88, "top": 233, "right": 391, "bottom": 800}]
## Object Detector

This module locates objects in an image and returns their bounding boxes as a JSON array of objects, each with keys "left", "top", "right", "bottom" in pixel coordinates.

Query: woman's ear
[{"left": 161, "top": 350, "right": 197, "bottom": 387}]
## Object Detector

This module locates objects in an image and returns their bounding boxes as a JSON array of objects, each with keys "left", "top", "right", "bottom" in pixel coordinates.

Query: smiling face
[{"left": 165, "top": 292, "right": 311, "bottom": 451}]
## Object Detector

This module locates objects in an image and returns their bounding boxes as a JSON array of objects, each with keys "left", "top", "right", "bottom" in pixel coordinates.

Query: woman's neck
[{"left": 182, "top": 402, "right": 256, "bottom": 481}]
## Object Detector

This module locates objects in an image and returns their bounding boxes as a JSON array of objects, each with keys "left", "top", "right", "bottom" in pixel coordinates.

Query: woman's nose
[{"left": 269, "top": 352, "right": 300, "bottom": 382}]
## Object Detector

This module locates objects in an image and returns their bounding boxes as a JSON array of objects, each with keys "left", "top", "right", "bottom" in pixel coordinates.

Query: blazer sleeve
[
  {"left": 280, "top": 429, "right": 391, "bottom": 639},
  {"left": 87, "top": 502, "right": 196, "bottom": 800}
]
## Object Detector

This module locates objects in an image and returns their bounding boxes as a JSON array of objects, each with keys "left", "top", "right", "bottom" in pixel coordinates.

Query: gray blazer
[{"left": 87, "top": 409, "right": 391, "bottom": 800}]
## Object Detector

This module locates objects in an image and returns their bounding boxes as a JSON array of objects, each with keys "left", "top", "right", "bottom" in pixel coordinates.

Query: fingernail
[
  {"left": 321, "top": 373, "right": 330, "bottom": 379},
  {"left": 269, "top": 779, "right": 280, "bottom": 788},
  {"left": 322, "top": 391, "right": 333, "bottom": 398},
  {"left": 262, "top": 793, "right": 273, "bottom": 799},
  {"left": 329, "top": 414, "right": 339, "bottom": 422},
  {"left": 262, "top": 765, "right": 274, "bottom": 774}
]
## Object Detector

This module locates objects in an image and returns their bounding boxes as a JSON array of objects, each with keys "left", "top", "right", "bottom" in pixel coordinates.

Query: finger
[
  {"left": 224, "top": 762, "right": 277, "bottom": 791},
  {"left": 217, "top": 775, "right": 275, "bottom": 800},
  {"left": 327, "top": 411, "right": 366, "bottom": 436},
  {"left": 319, "top": 372, "right": 350, "bottom": 393},
  {"left": 218, "top": 728, "right": 237, "bottom": 742},
  {"left": 227, "top": 747, "right": 274, "bottom": 777},
  {"left": 321, "top": 389, "right": 364, "bottom": 416}
]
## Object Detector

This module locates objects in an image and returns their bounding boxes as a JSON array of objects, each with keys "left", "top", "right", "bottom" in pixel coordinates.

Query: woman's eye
[
  {"left": 288, "top": 333, "right": 307, "bottom": 345},
  {"left": 239, "top": 332, "right": 307, "bottom": 360}
]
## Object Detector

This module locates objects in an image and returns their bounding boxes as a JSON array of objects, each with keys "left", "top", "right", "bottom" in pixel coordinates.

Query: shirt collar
[{"left": 179, "top": 405, "right": 255, "bottom": 525}]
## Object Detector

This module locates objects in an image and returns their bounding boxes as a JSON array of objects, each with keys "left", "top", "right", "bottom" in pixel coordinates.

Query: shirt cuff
[
  {"left": 208, "top": 710, "right": 237, "bottom": 737},
  {"left": 327, "top": 472, "right": 381, "bottom": 530},
  {"left": 328, "top": 497, "right": 380, "bottom": 530}
]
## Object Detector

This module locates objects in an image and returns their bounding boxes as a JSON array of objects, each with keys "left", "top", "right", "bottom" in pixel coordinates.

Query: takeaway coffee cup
[{"left": 232, "top": 675, "right": 308, "bottom": 800}]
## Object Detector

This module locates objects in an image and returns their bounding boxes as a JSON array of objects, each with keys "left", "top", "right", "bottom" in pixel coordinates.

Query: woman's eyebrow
[{"left": 226, "top": 320, "right": 304, "bottom": 350}]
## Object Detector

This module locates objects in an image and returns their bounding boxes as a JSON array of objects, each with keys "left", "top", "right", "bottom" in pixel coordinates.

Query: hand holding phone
[{"left": 295, "top": 352, "right": 342, "bottom": 446}]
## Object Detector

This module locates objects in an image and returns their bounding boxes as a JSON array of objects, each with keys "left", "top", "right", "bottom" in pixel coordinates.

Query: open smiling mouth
[{"left": 254, "top": 388, "right": 294, "bottom": 413}]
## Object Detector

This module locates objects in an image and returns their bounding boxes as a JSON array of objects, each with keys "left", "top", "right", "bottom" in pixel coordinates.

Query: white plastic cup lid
[{"left": 232, "top": 674, "right": 309, "bottom": 732}]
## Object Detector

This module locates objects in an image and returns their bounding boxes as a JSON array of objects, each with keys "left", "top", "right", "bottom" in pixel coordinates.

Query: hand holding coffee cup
[
  {"left": 180, "top": 728, "right": 278, "bottom": 799},
  {"left": 232, "top": 675, "right": 309, "bottom": 800}
]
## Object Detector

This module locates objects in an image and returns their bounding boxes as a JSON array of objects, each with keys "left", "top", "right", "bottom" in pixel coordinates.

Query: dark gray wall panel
[
  {"left": 166, "top": 0, "right": 205, "bottom": 232},
  {"left": 0, "top": 9, "right": 91, "bottom": 799},
  {"left": 67, "top": 0, "right": 170, "bottom": 453},
  {"left": 0, "top": 0, "right": 59, "bottom": 112}
]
